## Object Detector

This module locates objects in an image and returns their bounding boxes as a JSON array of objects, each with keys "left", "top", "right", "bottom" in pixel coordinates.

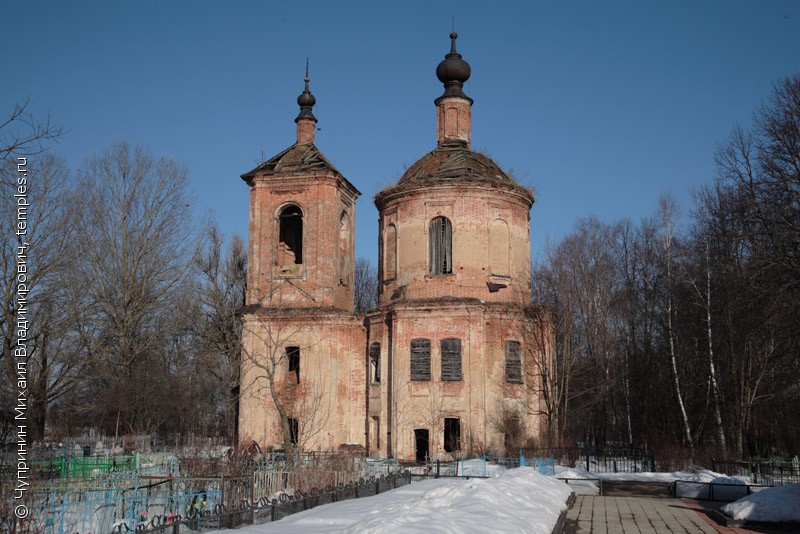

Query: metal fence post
[{"left": 220, "top": 473, "right": 225, "bottom": 512}]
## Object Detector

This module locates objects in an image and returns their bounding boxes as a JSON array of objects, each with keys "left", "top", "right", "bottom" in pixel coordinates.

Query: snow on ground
[
  {"left": 456, "top": 458, "right": 508, "bottom": 477},
  {"left": 721, "top": 484, "right": 800, "bottom": 523},
  {"left": 215, "top": 468, "right": 571, "bottom": 534},
  {"left": 555, "top": 465, "right": 751, "bottom": 484}
]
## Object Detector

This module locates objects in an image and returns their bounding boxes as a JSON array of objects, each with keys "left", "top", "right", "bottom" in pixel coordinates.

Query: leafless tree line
[
  {"left": 531, "top": 74, "right": 800, "bottom": 459},
  {"left": 0, "top": 100, "right": 251, "bottom": 445}
]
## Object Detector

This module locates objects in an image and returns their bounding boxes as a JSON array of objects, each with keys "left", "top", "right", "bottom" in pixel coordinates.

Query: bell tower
[
  {"left": 241, "top": 66, "right": 360, "bottom": 311},
  {"left": 238, "top": 66, "right": 366, "bottom": 452}
]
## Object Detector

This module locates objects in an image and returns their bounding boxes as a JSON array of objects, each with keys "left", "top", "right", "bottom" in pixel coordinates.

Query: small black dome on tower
[
  {"left": 297, "top": 84, "right": 316, "bottom": 108},
  {"left": 435, "top": 32, "right": 473, "bottom": 105},
  {"left": 295, "top": 59, "right": 317, "bottom": 123}
]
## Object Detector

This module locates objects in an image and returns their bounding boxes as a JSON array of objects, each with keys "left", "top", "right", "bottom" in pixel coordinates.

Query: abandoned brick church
[{"left": 238, "top": 33, "right": 552, "bottom": 461}]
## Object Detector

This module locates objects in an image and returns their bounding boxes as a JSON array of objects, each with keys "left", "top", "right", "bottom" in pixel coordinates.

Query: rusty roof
[
  {"left": 241, "top": 143, "right": 340, "bottom": 181},
  {"left": 375, "top": 145, "right": 533, "bottom": 203}
]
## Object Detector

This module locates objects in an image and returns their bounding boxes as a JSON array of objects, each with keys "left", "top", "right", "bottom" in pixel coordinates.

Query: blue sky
[{"left": 4, "top": 1, "right": 799, "bottom": 264}]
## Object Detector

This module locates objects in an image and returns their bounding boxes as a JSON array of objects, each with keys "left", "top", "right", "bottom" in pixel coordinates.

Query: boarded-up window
[
  {"left": 505, "top": 340, "right": 522, "bottom": 383},
  {"left": 370, "top": 342, "right": 381, "bottom": 383},
  {"left": 279, "top": 205, "right": 303, "bottom": 264},
  {"left": 429, "top": 217, "right": 452, "bottom": 275},
  {"left": 489, "top": 219, "right": 510, "bottom": 276},
  {"left": 385, "top": 224, "right": 397, "bottom": 280},
  {"left": 440, "top": 338, "right": 462, "bottom": 381},
  {"left": 410, "top": 338, "right": 431, "bottom": 381}
]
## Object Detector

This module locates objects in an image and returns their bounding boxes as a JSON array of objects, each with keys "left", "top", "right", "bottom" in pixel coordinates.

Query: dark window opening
[
  {"left": 369, "top": 342, "right": 381, "bottom": 383},
  {"left": 440, "top": 338, "right": 462, "bottom": 381},
  {"left": 371, "top": 416, "right": 380, "bottom": 449},
  {"left": 429, "top": 216, "right": 452, "bottom": 275},
  {"left": 505, "top": 341, "right": 522, "bottom": 383},
  {"left": 279, "top": 205, "right": 303, "bottom": 264},
  {"left": 414, "top": 429, "right": 429, "bottom": 463},
  {"left": 287, "top": 346, "right": 300, "bottom": 383},
  {"left": 410, "top": 338, "right": 431, "bottom": 381},
  {"left": 287, "top": 417, "right": 299, "bottom": 445},
  {"left": 444, "top": 418, "right": 461, "bottom": 452}
]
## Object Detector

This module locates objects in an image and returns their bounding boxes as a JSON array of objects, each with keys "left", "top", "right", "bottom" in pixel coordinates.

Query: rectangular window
[
  {"left": 369, "top": 342, "right": 381, "bottom": 383},
  {"left": 444, "top": 418, "right": 461, "bottom": 452},
  {"left": 287, "top": 417, "right": 299, "bottom": 445},
  {"left": 440, "top": 338, "right": 462, "bottom": 381},
  {"left": 429, "top": 217, "right": 453, "bottom": 275},
  {"left": 505, "top": 340, "right": 522, "bottom": 383},
  {"left": 287, "top": 346, "right": 300, "bottom": 383},
  {"left": 410, "top": 338, "right": 431, "bottom": 381},
  {"left": 371, "top": 416, "right": 380, "bottom": 449}
]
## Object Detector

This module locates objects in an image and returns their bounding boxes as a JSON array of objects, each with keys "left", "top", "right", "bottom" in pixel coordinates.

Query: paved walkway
[{"left": 562, "top": 495, "right": 774, "bottom": 534}]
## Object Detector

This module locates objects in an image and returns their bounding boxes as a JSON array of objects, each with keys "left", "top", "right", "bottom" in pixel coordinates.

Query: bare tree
[
  {"left": 0, "top": 100, "right": 69, "bottom": 440},
  {"left": 353, "top": 257, "right": 378, "bottom": 314},
  {"left": 0, "top": 154, "right": 79, "bottom": 440},
  {"left": 692, "top": 176, "right": 796, "bottom": 456},
  {"left": 72, "top": 142, "right": 194, "bottom": 441},
  {"left": 239, "top": 315, "right": 332, "bottom": 452},
  {"left": 0, "top": 97, "right": 64, "bottom": 167},
  {"left": 658, "top": 195, "right": 694, "bottom": 452},
  {"left": 518, "top": 304, "right": 559, "bottom": 446},
  {"left": 532, "top": 218, "right": 626, "bottom": 447},
  {"left": 194, "top": 223, "right": 247, "bottom": 443},
  {"left": 682, "top": 206, "right": 727, "bottom": 452}
]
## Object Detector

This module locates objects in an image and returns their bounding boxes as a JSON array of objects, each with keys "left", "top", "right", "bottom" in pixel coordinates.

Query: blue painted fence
[
  {"left": 33, "top": 488, "right": 222, "bottom": 534},
  {"left": 458, "top": 453, "right": 556, "bottom": 478}
]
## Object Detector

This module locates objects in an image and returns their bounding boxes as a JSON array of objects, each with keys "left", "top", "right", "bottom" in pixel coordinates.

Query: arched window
[
  {"left": 489, "top": 219, "right": 510, "bottom": 276},
  {"left": 385, "top": 224, "right": 397, "bottom": 280},
  {"left": 429, "top": 216, "right": 452, "bottom": 275},
  {"left": 278, "top": 205, "right": 303, "bottom": 265}
]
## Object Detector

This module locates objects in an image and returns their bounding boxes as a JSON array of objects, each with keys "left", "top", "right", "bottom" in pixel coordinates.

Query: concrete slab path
[{"left": 562, "top": 495, "right": 781, "bottom": 534}]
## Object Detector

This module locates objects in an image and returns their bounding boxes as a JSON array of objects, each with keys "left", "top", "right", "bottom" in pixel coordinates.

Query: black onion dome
[
  {"left": 297, "top": 84, "right": 316, "bottom": 108},
  {"left": 436, "top": 32, "right": 471, "bottom": 83},
  {"left": 435, "top": 32, "right": 472, "bottom": 105},
  {"left": 295, "top": 64, "right": 317, "bottom": 123}
]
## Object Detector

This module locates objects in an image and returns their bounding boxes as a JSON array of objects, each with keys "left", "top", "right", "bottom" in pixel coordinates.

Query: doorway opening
[{"left": 414, "top": 428, "right": 429, "bottom": 463}]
